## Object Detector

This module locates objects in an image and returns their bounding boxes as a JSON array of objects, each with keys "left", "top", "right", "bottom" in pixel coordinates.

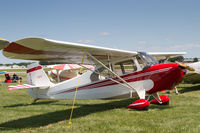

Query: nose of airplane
[{"left": 146, "top": 63, "right": 186, "bottom": 94}]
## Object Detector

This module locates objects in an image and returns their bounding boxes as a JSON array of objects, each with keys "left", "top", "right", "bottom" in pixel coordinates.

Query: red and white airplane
[{"left": 2, "top": 37, "right": 188, "bottom": 110}]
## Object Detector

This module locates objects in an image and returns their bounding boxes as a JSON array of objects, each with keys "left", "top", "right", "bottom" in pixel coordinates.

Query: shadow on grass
[
  {"left": 0, "top": 98, "right": 171, "bottom": 131},
  {"left": 0, "top": 99, "right": 130, "bottom": 130},
  {"left": 178, "top": 84, "right": 200, "bottom": 94},
  {"left": 3, "top": 101, "right": 58, "bottom": 108},
  {"left": 149, "top": 104, "right": 173, "bottom": 110}
]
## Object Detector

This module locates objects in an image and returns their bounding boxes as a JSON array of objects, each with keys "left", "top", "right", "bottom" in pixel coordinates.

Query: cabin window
[
  {"left": 114, "top": 60, "right": 137, "bottom": 75},
  {"left": 135, "top": 56, "right": 146, "bottom": 70},
  {"left": 90, "top": 66, "right": 110, "bottom": 82},
  {"left": 113, "top": 64, "right": 123, "bottom": 75}
]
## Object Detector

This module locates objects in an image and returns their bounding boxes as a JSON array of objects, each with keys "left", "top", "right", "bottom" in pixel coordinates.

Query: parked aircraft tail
[{"left": 27, "top": 63, "right": 54, "bottom": 86}]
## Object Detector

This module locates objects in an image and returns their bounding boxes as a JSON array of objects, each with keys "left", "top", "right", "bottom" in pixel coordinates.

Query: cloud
[
  {"left": 164, "top": 38, "right": 170, "bottom": 41},
  {"left": 169, "top": 44, "right": 200, "bottom": 51},
  {"left": 76, "top": 40, "right": 95, "bottom": 44},
  {"left": 137, "top": 41, "right": 147, "bottom": 44},
  {"left": 99, "top": 32, "right": 110, "bottom": 36}
]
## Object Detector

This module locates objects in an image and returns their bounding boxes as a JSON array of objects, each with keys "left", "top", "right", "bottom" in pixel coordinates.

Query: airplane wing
[
  {"left": 3, "top": 37, "right": 137, "bottom": 64},
  {"left": 3, "top": 37, "right": 186, "bottom": 64},
  {"left": 0, "top": 38, "right": 9, "bottom": 50},
  {"left": 8, "top": 84, "right": 49, "bottom": 90},
  {"left": 148, "top": 52, "right": 186, "bottom": 61}
]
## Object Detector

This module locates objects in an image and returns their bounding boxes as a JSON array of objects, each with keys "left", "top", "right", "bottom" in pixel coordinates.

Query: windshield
[{"left": 138, "top": 52, "right": 158, "bottom": 66}]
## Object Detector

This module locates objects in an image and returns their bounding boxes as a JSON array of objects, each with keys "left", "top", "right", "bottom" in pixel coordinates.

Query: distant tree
[
  {"left": 1, "top": 62, "right": 34, "bottom": 66},
  {"left": 169, "top": 56, "right": 184, "bottom": 62},
  {"left": 39, "top": 61, "right": 49, "bottom": 65},
  {"left": 16, "top": 62, "right": 34, "bottom": 66},
  {"left": 39, "top": 61, "right": 64, "bottom": 65},
  {"left": 193, "top": 57, "right": 198, "bottom": 62}
]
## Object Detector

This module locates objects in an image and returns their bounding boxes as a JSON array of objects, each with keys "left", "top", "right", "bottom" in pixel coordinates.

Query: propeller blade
[
  {"left": 176, "top": 62, "right": 195, "bottom": 71},
  {"left": 186, "top": 66, "right": 195, "bottom": 71}
]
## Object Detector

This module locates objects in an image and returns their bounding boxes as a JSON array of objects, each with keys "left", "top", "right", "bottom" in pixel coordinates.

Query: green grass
[
  {"left": 183, "top": 73, "right": 200, "bottom": 84},
  {"left": 0, "top": 70, "right": 200, "bottom": 133},
  {"left": 0, "top": 69, "right": 26, "bottom": 72}
]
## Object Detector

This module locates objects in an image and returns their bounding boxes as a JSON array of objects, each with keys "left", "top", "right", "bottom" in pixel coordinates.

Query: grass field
[{"left": 0, "top": 70, "right": 200, "bottom": 133}]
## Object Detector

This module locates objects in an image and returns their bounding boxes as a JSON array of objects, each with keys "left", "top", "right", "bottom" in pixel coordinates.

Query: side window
[
  {"left": 113, "top": 64, "right": 123, "bottom": 75},
  {"left": 90, "top": 66, "right": 110, "bottom": 82},
  {"left": 136, "top": 56, "right": 146, "bottom": 70},
  {"left": 114, "top": 60, "right": 137, "bottom": 75},
  {"left": 123, "top": 60, "right": 137, "bottom": 74}
]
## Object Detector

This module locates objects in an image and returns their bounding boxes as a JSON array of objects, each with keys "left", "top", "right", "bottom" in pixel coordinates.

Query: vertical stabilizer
[{"left": 27, "top": 63, "right": 53, "bottom": 86}]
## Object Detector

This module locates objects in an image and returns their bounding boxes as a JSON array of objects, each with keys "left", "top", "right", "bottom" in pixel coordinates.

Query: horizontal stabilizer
[{"left": 8, "top": 84, "right": 49, "bottom": 90}]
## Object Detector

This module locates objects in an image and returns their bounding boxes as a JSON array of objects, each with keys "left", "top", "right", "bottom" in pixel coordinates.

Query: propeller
[
  {"left": 0, "top": 38, "right": 9, "bottom": 50},
  {"left": 176, "top": 61, "right": 195, "bottom": 71}
]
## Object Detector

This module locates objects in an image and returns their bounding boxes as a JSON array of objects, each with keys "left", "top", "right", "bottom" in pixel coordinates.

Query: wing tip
[{"left": 0, "top": 38, "right": 9, "bottom": 50}]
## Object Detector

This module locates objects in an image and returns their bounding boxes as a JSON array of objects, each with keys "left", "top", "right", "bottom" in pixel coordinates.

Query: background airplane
[
  {"left": 183, "top": 61, "right": 200, "bottom": 84},
  {"left": 187, "top": 61, "right": 200, "bottom": 74},
  {"left": 0, "top": 38, "right": 9, "bottom": 50}
]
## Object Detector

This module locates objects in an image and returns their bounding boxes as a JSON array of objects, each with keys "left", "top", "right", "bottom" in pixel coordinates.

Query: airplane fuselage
[{"left": 27, "top": 63, "right": 185, "bottom": 99}]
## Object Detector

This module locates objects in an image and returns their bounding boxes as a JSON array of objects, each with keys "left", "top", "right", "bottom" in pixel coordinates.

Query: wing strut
[
  {"left": 65, "top": 59, "right": 132, "bottom": 90},
  {"left": 87, "top": 53, "right": 138, "bottom": 98}
]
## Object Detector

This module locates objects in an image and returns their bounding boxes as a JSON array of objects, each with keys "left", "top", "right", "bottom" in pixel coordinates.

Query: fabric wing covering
[
  {"left": 3, "top": 37, "right": 137, "bottom": 64},
  {"left": 3, "top": 37, "right": 186, "bottom": 64}
]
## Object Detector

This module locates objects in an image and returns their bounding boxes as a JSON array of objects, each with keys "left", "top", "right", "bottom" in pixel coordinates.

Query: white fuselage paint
[
  {"left": 27, "top": 69, "right": 154, "bottom": 99},
  {"left": 27, "top": 66, "right": 173, "bottom": 100}
]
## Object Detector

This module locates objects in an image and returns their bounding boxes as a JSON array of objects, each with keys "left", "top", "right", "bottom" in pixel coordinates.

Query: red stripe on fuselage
[
  {"left": 27, "top": 66, "right": 42, "bottom": 73},
  {"left": 56, "top": 64, "right": 179, "bottom": 95}
]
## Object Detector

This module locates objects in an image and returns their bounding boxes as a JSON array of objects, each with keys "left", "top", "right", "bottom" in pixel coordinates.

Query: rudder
[{"left": 27, "top": 63, "right": 53, "bottom": 86}]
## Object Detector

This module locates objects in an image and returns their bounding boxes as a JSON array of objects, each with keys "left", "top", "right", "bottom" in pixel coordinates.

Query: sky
[{"left": 1, "top": 0, "right": 200, "bottom": 64}]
